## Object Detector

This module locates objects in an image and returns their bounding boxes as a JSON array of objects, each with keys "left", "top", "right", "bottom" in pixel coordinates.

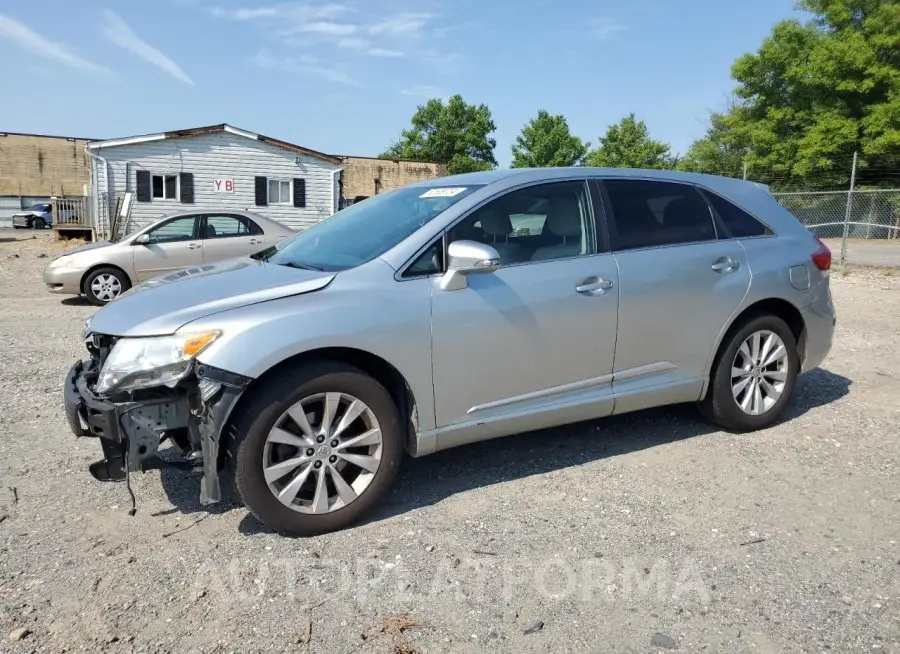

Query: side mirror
[
  {"left": 440, "top": 240, "right": 500, "bottom": 291},
  {"left": 133, "top": 233, "right": 150, "bottom": 245}
]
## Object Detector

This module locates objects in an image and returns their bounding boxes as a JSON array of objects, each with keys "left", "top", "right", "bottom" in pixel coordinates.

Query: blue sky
[{"left": 0, "top": 0, "right": 799, "bottom": 166}]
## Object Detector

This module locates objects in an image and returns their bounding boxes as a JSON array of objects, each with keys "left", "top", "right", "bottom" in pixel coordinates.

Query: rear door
[
  {"left": 201, "top": 214, "right": 266, "bottom": 263},
  {"left": 599, "top": 179, "right": 751, "bottom": 410},
  {"left": 131, "top": 214, "right": 202, "bottom": 281}
]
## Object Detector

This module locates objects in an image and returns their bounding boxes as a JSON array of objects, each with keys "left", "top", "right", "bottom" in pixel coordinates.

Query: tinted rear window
[
  {"left": 604, "top": 179, "right": 716, "bottom": 251},
  {"left": 705, "top": 191, "right": 769, "bottom": 238}
]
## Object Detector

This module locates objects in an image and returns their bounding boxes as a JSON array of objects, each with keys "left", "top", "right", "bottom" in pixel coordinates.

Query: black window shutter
[
  {"left": 293, "top": 178, "right": 306, "bottom": 208},
  {"left": 255, "top": 176, "right": 268, "bottom": 206},
  {"left": 179, "top": 173, "right": 194, "bottom": 204},
  {"left": 136, "top": 170, "right": 151, "bottom": 202}
]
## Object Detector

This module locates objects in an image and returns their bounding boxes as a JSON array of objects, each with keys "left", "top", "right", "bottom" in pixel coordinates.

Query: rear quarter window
[{"left": 705, "top": 191, "right": 771, "bottom": 238}]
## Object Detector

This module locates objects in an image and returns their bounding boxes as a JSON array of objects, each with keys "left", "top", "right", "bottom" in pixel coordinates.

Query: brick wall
[
  {"left": 340, "top": 156, "right": 444, "bottom": 200},
  {"left": 0, "top": 133, "right": 92, "bottom": 197}
]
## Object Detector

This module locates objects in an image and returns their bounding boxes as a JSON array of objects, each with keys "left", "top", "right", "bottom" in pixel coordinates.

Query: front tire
[
  {"left": 700, "top": 314, "right": 799, "bottom": 432},
  {"left": 31, "top": 217, "right": 46, "bottom": 229},
  {"left": 83, "top": 267, "right": 130, "bottom": 305},
  {"left": 230, "top": 361, "right": 402, "bottom": 536}
]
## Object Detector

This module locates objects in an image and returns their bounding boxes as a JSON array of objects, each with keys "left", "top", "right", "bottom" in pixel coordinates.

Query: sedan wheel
[
  {"left": 263, "top": 392, "right": 383, "bottom": 514},
  {"left": 231, "top": 362, "right": 402, "bottom": 536},
  {"left": 91, "top": 274, "right": 122, "bottom": 303},
  {"left": 699, "top": 314, "right": 798, "bottom": 432},
  {"left": 83, "top": 267, "right": 131, "bottom": 306}
]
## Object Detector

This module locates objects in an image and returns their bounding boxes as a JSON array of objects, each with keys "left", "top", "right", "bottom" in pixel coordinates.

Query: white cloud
[
  {"left": 0, "top": 14, "right": 110, "bottom": 74},
  {"left": 590, "top": 18, "right": 624, "bottom": 39},
  {"left": 368, "top": 12, "right": 434, "bottom": 38},
  {"left": 367, "top": 47, "right": 403, "bottom": 58},
  {"left": 210, "top": 3, "right": 350, "bottom": 22},
  {"left": 101, "top": 10, "right": 194, "bottom": 85},
  {"left": 419, "top": 49, "right": 463, "bottom": 75},
  {"left": 251, "top": 49, "right": 361, "bottom": 86},
  {"left": 400, "top": 85, "right": 443, "bottom": 98},
  {"left": 291, "top": 20, "right": 356, "bottom": 36},
  {"left": 336, "top": 37, "right": 402, "bottom": 57}
]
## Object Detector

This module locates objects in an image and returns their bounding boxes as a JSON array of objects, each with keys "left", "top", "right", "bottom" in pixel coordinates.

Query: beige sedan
[{"left": 43, "top": 210, "right": 295, "bottom": 305}]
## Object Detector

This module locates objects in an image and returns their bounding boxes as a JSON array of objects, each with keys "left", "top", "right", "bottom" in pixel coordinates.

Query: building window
[
  {"left": 268, "top": 179, "right": 291, "bottom": 205},
  {"left": 152, "top": 174, "right": 178, "bottom": 200}
]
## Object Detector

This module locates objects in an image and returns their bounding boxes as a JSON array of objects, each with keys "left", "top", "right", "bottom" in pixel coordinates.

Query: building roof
[
  {"left": 86, "top": 123, "right": 343, "bottom": 165},
  {"left": 0, "top": 131, "right": 97, "bottom": 141}
]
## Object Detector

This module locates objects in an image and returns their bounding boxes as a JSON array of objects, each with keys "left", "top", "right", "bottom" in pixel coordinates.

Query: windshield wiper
[{"left": 279, "top": 261, "right": 325, "bottom": 271}]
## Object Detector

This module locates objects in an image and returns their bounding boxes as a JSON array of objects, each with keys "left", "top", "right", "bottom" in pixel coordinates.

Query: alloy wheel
[
  {"left": 262, "top": 392, "right": 383, "bottom": 514},
  {"left": 90, "top": 274, "right": 122, "bottom": 302},
  {"left": 731, "top": 329, "right": 789, "bottom": 416}
]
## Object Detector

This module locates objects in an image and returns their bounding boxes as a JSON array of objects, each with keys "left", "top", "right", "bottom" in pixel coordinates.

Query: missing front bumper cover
[{"left": 64, "top": 360, "right": 248, "bottom": 503}]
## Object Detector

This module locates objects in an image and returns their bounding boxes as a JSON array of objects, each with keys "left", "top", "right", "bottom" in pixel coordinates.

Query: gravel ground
[{"left": 0, "top": 232, "right": 899, "bottom": 654}]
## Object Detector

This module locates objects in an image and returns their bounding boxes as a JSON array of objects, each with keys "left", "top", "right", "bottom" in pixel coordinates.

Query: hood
[
  {"left": 87, "top": 257, "right": 335, "bottom": 337},
  {"left": 54, "top": 241, "right": 115, "bottom": 259}
]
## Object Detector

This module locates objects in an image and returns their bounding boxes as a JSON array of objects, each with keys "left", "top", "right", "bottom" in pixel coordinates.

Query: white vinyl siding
[{"left": 92, "top": 131, "right": 340, "bottom": 233}]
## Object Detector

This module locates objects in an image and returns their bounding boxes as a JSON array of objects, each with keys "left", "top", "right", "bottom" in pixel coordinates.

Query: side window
[
  {"left": 604, "top": 180, "right": 716, "bottom": 251},
  {"left": 704, "top": 191, "right": 770, "bottom": 238},
  {"left": 447, "top": 181, "right": 593, "bottom": 266},
  {"left": 403, "top": 240, "right": 444, "bottom": 278},
  {"left": 204, "top": 214, "right": 252, "bottom": 239},
  {"left": 146, "top": 216, "right": 198, "bottom": 244}
]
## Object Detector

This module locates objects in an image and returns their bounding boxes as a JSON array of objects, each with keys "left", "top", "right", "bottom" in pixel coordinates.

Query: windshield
[
  {"left": 255, "top": 184, "right": 483, "bottom": 272},
  {"left": 28, "top": 204, "right": 49, "bottom": 212}
]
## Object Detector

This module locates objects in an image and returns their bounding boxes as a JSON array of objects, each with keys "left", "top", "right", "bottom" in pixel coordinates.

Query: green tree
[
  {"left": 585, "top": 114, "right": 673, "bottom": 169},
  {"left": 380, "top": 94, "right": 497, "bottom": 174},
  {"left": 510, "top": 110, "right": 588, "bottom": 168},
  {"left": 724, "top": 0, "right": 900, "bottom": 188},
  {"left": 677, "top": 101, "right": 751, "bottom": 178}
]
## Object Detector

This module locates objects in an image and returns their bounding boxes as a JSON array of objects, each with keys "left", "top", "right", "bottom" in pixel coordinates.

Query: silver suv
[{"left": 64, "top": 168, "right": 836, "bottom": 535}]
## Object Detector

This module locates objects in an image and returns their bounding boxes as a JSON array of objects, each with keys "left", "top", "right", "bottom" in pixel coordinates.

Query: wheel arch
[
  {"left": 701, "top": 297, "right": 806, "bottom": 398},
  {"left": 219, "top": 346, "right": 421, "bottom": 467}
]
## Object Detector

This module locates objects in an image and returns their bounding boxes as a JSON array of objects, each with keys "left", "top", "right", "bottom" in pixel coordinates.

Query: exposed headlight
[
  {"left": 96, "top": 330, "right": 221, "bottom": 395},
  {"left": 81, "top": 316, "right": 93, "bottom": 341}
]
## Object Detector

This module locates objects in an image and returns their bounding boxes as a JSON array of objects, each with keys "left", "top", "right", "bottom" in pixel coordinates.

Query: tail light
[{"left": 811, "top": 237, "right": 832, "bottom": 271}]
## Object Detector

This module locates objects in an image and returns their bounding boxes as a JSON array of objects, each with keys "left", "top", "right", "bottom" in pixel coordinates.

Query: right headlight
[{"left": 96, "top": 330, "right": 221, "bottom": 395}]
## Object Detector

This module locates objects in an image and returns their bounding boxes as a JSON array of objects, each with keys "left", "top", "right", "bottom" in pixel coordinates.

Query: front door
[
  {"left": 429, "top": 180, "right": 620, "bottom": 437},
  {"left": 600, "top": 178, "right": 751, "bottom": 402},
  {"left": 131, "top": 214, "right": 202, "bottom": 281},
  {"left": 201, "top": 214, "right": 267, "bottom": 263}
]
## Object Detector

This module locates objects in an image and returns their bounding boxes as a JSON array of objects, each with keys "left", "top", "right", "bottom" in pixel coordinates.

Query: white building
[{"left": 85, "top": 124, "right": 343, "bottom": 236}]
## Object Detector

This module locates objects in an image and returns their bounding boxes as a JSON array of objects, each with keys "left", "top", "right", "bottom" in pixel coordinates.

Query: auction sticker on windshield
[{"left": 420, "top": 187, "right": 468, "bottom": 198}]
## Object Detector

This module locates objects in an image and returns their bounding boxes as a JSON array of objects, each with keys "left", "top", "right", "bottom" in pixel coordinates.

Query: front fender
[{"left": 190, "top": 263, "right": 436, "bottom": 430}]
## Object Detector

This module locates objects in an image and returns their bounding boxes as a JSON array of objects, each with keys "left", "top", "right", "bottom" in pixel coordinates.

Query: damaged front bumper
[{"left": 63, "top": 357, "right": 250, "bottom": 505}]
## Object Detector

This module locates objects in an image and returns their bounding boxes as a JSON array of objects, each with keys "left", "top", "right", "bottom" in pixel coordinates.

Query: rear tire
[
  {"left": 699, "top": 314, "right": 799, "bottom": 432},
  {"left": 83, "top": 267, "right": 130, "bottom": 305},
  {"left": 229, "top": 361, "right": 402, "bottom": 536}
]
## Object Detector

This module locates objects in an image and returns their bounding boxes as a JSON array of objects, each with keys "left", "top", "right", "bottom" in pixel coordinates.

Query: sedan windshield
[
  {"left": 28, "top": 204, "right": 50, "bottom": 212},
  {"left": 256, "top": 184, "right": 483, "bottom": 272}
]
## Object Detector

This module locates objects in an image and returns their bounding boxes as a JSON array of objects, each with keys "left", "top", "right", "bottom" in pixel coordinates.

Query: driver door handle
[
  {"left": 187, "top": 243, "right": 201, "bottom": 250},
  {"left": 575, "top": 277, "right": 615, "bottom": 295},
  {"left": 711, "top": 256, "right": 739, "bottom": 273}
]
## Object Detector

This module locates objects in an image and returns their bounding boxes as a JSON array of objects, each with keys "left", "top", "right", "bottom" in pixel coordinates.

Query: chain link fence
[{"left": 771, "top": 189, "right": 900, "bottom": 266}]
